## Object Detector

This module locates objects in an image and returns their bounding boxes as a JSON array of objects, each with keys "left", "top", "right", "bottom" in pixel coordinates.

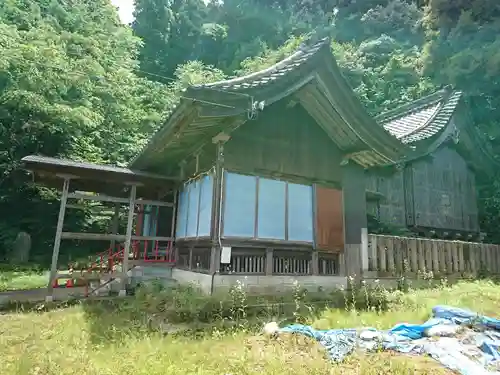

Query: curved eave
[
  {"left": 131, "top": 37, "right": 407, "bottom": 170},
  {"left": 307, "top": 50, "right": 406, "bottom": 166},
  {"left": 453, "top": 103, "right": 500, "bottom": 175},
  {"left": 188, "top": 42, "right": 406, "bottom": 168},
  {"left": 130, "top": 100, "right": 199, "bottom": 170}
]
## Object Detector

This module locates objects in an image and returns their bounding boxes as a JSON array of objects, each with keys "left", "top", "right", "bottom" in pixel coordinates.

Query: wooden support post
[
  {"left": 170, "top": 190, "right": 178, "bottom": 260},
  {"left": 46, "top": 177, "right": 70, "bottom": 302},
  {"left": 311, "top": 250, "right": 319, "bottom": 275},
  {"left": 341, "top": 160, "right": 368, "bottom": 278},
  {"left": 210, "top": 246, "right": 221, "bottom": 274},
  {"left": 119, "top": 184, "right": 137, "bottom": 296},
  {"left": 211, "top": 134, "right": 229, "bottom": 243},
  {"left": 188, "top": 247, "right": 193, "bottom": 270},
  {"left": 368, "top": 234, "right": 378, "bottom": 271},
  {"left": 265, "top": 248, "right": 273, "bottom": 275},
  {"left": 361, "top": 228, "right": 369, "bottom": 273},
  {"left": 209, "top": 133, "right": 230, "bottom": 280}
]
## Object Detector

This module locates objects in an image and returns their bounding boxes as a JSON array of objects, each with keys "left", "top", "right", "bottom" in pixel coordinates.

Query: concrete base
[
  {"left": 171, "top": 268, "right": 213, "bottom": 294},
  {"left": 170, "top": 268, "right": 347, "bottom": 295},
  {"left": 0, "top": 287, "right": 87, "bottom": 305},
  {"left": 118, "top": 289, "right": 127, "bottom": 297}
]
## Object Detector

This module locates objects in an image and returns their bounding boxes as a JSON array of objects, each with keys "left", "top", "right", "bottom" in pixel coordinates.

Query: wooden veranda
[{"left": 21, "top": 155, "right": 180, "bottom": 301}]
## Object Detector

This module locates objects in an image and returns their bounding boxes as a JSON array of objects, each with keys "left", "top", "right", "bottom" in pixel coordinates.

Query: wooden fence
[{"left": 368, "top": 234, "right": 500, "bottom": 276}]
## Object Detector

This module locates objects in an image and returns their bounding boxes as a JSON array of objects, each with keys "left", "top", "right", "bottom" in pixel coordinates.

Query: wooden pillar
[
  {"left": 46, "top": 177, "right": 70, "bottom": 302},
  {"left": 361, "top": 227, "right": 369, "bottom": 272},
  {"left": 210, "top": 246, "right": 221, "bottom": 274},
  {"left": 265, "top": 247, "right": 274, "bottom": 275},
  {"left": 210, "top": 133, "right": 230, "bottom": 274},
  {"left": 170, "top": 189, "right": 178, "bottom": 261},
  {"left": 311, "top": 250, "right": 319, "bottom": 275},
  {"left": 188, "top": 247, "right": 193, "bottom": 270},
  {"left": 341, "top": 160, "right": 368, "bottom": 278},
  {"left": 119, "top": 184, "right": 137, "bottom": 296}
]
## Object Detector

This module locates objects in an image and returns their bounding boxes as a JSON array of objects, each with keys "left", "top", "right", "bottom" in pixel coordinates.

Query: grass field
[
  {"left": 0, "top": 265, "right": 47, "bottom": 292},
  {"left": 0, "top": 279, "right": 498, "bottom": 375}
]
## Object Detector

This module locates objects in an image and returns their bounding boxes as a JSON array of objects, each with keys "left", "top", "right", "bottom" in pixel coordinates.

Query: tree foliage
[
  {"left": 0, "top": 0, "right": 170, "bottom": 260},
  {"left": 1, "top": 0, "right": 500, "bottom": 261}
]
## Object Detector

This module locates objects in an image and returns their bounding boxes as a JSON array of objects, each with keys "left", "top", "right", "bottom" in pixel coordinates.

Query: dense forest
[{"left": 1, "top": 0, "right": 499, "bottom": 263}]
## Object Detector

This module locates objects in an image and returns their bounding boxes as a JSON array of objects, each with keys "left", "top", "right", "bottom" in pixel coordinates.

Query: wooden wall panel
[
  {"left": 412, "top": 146, "right": 478, "bottom": 232},
  {"left": 377, "top": 170, "right": 406, "bottom": 226},
  {"left": 315, "top": 186, "right": 344, "bottom": 252},
  {"left": 224, "top": 101, "right": 343, "bottom": 185}
]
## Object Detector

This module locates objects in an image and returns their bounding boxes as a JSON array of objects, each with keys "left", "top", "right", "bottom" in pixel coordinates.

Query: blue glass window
[
  {"left": 287, "top": 183, "right": 313, "bottom": 242},
  {"left": 175, "top": 188, "right": 188, "bottom": 238},
  {"left": 197, "top": 175, "right": 213, "bottom": 236},
  {"left": 223, "top": 172, "right": 257, "bottom": 237},
  {"left": 149, "top": 206, "right": 158, "bottom": 236},
  {"left": 142, "top": 205, "right": 151, "bottom": 236},
  {"left": 186, "top": 180, "right": 201, "bottom": 237},
  {"left": 257, "top": 178, "right": 286, "bottom": 239}
]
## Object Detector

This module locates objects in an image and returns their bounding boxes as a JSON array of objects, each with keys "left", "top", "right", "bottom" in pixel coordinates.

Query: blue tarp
[{"left": 279, "top": 305, "right": 500, "bottom": 375}]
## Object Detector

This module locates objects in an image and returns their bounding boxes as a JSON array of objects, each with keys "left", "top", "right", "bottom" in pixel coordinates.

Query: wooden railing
[{"left": 368, "top": 234, "right": 500, "bottom": 275}]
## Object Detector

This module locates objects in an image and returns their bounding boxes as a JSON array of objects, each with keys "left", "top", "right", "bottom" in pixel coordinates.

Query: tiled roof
[
  {"left": 375, "top": 89, "right": 463, "bottom": 144},
  {"left": 191, "top": 38, "right": 327, "bottom": 91},
  {"left": 132, "top": 37, "right": 408, "bottom": 170}
]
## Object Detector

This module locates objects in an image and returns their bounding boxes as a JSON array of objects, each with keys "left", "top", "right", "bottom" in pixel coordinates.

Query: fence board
[
  {"left": 457, "top": 242, "right": 464, "bottom": 273},
  {"left": 387, "top": 237, "right": 395, "bottom": 273},
  {"left": 409, "top": 238, "right": 418, "bottom": 272},
  {"left": 451, "top": 242, "right": 459, "bottom": 273},
  {"left": 416, "top": 239, "right": 425, "bottom": 272},
  {"left": 424, "top": 239, "right": 432, "bottom": 273},
  {"left": 431, "top": 240, "right": 439, "bottom": 274},
  {"left": 368, "top": 235, "right": 377, "bottom": 271},
  {"left": 367, "top": 234, "right": 499, "bottom": 278},
  {"left": 394, "top": 237, "right": 403, "bottom": 273},
  {"left": 378, "top": 236, "right": 387, "bottom": 272},
  {"left": 496, "top": 245, "right": 500, "bottom": 274}
]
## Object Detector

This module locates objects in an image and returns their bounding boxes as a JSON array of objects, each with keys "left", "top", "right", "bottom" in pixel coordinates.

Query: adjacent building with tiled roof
[{"left": 368, "top": 88, "right": 498, "bottom": 238}]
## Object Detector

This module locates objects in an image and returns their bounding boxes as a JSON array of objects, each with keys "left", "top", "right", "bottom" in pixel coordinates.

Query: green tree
[
  {"left": 132, "top": 0, "right": 207, "bottom": 78},
  {"left": 0, "top": 0, "right": 172, "bottom": 261},
  {"left": 421, "top": 0, "right": 500, "bottom": 240}
]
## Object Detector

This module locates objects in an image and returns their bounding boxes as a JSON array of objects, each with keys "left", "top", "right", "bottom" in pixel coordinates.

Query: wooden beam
[
  {"left": 265, "top": 248, "right": 273, "bottom": 275},
  {"left": 60, "top": 232, "right": 173, "bottom": 241},
  {"left": 46, "top": 178, "right": 70, "bottom": 302},
  {"left": 132, "top": 235, "right": 173, "bottom": 241},
  {"left": 61, "top": 232, "right": 124, "bottom": 241},
  {"left": 119, "top": 184, "right": 137, "bottom": 296},
  {"left": 68, "top": 192, "right": 173, "bottom": 207}
]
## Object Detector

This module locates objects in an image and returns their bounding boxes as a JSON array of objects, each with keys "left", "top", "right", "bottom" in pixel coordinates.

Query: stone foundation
[{"left": 170, "top": 268, "right": 347, "bottom": 295}]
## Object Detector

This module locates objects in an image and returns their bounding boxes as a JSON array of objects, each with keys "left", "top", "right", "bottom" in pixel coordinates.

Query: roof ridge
[
  {"left": 399, "top": 90, "right": 454, "bottom": 141},
  {"left": 375, "top": 86, "right": 453, "bottom": 124},
  {"left": 190, "top": 38, "right": 330, "bottom": 91}
]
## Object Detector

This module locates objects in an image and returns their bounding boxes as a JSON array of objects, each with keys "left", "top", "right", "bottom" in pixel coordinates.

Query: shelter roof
[{"left": 21, "top": 155, "right": 178, "bottom": 197}]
